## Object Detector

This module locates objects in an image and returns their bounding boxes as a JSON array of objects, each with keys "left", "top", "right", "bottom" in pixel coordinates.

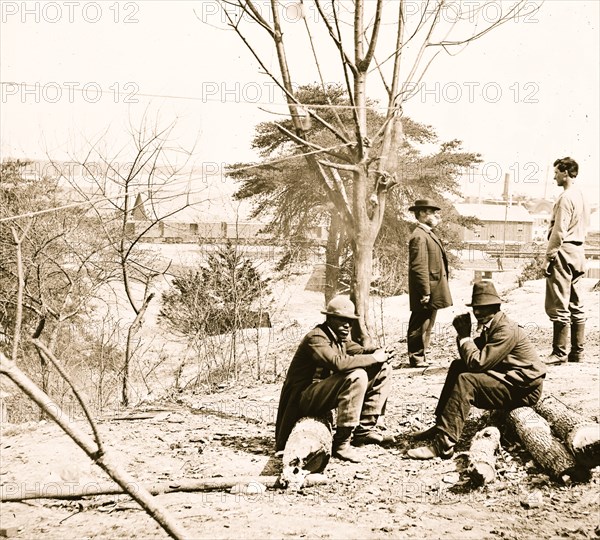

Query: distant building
[
  {"left": 453, "top": 203, "right": 534, "bottom": 244},
  {"left": 530, "top": 213, "right": 551, "bottom": 242},
  {"left": 122, "top": 192, "right": 327, "bottom": 245}
]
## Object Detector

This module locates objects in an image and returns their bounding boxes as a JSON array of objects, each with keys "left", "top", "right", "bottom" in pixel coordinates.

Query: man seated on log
[
  {"left": 275, "top": 296, "right": 392, "bottom": 463},
  {"left": 407, "top": 281, "right": 547, "bottom": 460}
]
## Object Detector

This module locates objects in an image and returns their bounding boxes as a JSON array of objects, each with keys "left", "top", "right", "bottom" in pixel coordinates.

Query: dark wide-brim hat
[
  {"left": 466, "top": 281, "right": 502, "bottom": 307},
  {"left": 321, "top": 296, "right": 359, "bottom": 320},
  {"left": 408, "top": 199, "right": 441, "bottom": 212}
]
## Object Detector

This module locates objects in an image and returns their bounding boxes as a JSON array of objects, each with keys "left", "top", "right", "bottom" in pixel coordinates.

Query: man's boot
[
  {"left": 332, "top": 426, "right": 362, "bottom": 462},
  {"left": 545, "top": 321, "right": 569, "bottom": 365},
  {"left": 352, "top": 415, "right": 382, "bottom": 446},
  {"left": 407, "top": 432, "right": 455, "bottom": 460},
  {"left": 353, "top": 415, "right": 395, "bottom": 446},
  {"left": 568, "top": 322, "right": 585, "bottom": 362}
]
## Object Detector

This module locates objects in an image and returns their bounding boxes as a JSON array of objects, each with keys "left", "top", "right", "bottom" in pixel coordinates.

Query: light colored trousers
[
  {"left": 298, "top": 363, "right": 391, "bottom": 427},
  {"left": 545, "top": 244, "right": 586, "bottom": 324}
]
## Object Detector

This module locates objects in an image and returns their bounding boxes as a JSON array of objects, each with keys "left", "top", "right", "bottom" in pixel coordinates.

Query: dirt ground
[{"left": 1, "top": 273, "right": 599, "bottom": 539}]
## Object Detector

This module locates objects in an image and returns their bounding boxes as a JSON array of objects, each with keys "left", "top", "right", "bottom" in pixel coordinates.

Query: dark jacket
[
  {"left": 274, "top": 323, "right": 379, "bottom": 451},
  {"left": 458, "top": 311, "right": 546, "bottom": 387},
  {"left": 408, "top": 224, "right": 452, "bottom": 311}
]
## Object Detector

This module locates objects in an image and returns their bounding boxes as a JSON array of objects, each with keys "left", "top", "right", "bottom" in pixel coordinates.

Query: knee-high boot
[
  {"left": 545, "top": 322, "right": 569, "bottom": 365},
  {"left": 568, "top": 322, "right": 585, "bottom": 362}
]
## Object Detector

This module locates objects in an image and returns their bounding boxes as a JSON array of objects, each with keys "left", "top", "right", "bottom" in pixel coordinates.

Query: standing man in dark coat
[
  {"left": 407, "top": 281, "right": 546, "bottom": 459},
  {"left": 544, "top": 157, "right": 589, "bottom": 365},
  {"left": 407, "top": 199, "right": 453, "bottom": 367},
  {"left": 275, "top": 296, "right": 392, "bottom": 463}
]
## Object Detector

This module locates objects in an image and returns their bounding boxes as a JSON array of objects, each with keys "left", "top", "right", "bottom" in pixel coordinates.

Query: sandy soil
[{"left": 1, "top": 271, "right": 599, "bottom": 539}]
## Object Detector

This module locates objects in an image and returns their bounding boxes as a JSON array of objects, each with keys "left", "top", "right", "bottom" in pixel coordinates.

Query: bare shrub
[{"left": 517, "top": 255, "right": 547, "bottom": 287}]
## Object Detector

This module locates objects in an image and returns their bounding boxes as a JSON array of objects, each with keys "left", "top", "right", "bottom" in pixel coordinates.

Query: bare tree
[
  {"left": 0, "top": 230, "right": 190, "bottom": 540},
  {"left": 60, "top": 117, "right": 199, "bottom": 405},
  {"left": 213, "top": 0, "right": 540, "bottom": 345},
  {"left": 0, "top": 161, "right": 114, "bottom": 410}
]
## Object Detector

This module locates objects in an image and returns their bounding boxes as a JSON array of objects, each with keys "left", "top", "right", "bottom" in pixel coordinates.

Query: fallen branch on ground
[
  {"left": 0, "top": 474, "right": 329, "bottom": 502},
  {"left": 0, "top": 352, "right": 191, "bottom": 540}
]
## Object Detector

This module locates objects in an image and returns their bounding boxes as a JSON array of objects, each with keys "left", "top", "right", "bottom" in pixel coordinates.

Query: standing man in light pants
[{"left": 544, "top": 157, "right": 589, "bottom": 365}]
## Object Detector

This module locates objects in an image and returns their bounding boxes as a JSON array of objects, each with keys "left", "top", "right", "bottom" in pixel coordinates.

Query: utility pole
[
  {"left": 502, "top": 173, "right": 510, "bottom": 259},
  {"left": 543, "top": 165, "right": 550, "bottom": 200}
]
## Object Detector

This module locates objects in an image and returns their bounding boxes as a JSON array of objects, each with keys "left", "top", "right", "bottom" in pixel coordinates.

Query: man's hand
[
  {"left": 420, "top": 295, "right": 431, "bottom": 306},
  {"left": 543, "top": 259, "right": 554, "bottom": 278},
  {"left": 452, "top": 313, "right": 472, "bottom": 339},
  {"left": 372, "top": 348, "right": 391, "bottom": 364}
]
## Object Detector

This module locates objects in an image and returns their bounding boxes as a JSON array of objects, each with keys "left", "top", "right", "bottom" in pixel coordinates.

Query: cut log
[
  {"left": 533, "top": 395, "right": 600, "bottom": 469},
  {"left": 0, "top": 474, "right": 329, "bottom": 502},
  {"left": 466, "top": 426, "right": 501, "bottom": 486},
  {"left": 508, "top": 407, "right": 589, "bottom": 482},
  {"left": 279, "top": 416, "right": 333, "bottom": 490}
]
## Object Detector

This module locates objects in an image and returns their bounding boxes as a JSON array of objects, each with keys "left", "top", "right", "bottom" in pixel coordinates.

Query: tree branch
[
  {"left": 359, "top": 0, "right": 383, "bottom": 70},
  {"left": 274, "top": 124, "right": 353, "bottom": 163},
  {"left": 0, "top": 352, "right": 190, "bottom": 540},
  {"left": 313, "top": 0, "right": 358, "bottom": 74}
]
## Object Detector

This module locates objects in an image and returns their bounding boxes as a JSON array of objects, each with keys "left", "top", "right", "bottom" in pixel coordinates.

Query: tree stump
[
  {"left": 279, "top": 416, "right": 333, "bottom": 490},
  {"left": 466, "top": 426, "right": 501, "bottom": 486},
  {"left": 534, "top": 395, "right": 600, "bottom": 469},
  {"left": 508, "top": 407, "right": 588, "bottom": 482}
]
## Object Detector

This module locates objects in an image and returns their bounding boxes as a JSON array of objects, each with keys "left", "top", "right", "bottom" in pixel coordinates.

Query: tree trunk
[
  {"left": 279, "top": 416, "right": 333, "bottom": 490},
  {"left": 508, "top": 407, "right": 589, "bottom": 482},
  {"left": 351, "top": 238, "right": 375, "bottom": 348},
  {"left": 122, "top": 292, "right": 155, "bottom": 406},
  {"left": 466, "top": 426, "right": 501, "bottom": 486},
  {"left": 325, "top": 211, "right": 345, "bottom": 304},
  {"left": 534, "top": 395, "right": 600, "bottom": 469}
]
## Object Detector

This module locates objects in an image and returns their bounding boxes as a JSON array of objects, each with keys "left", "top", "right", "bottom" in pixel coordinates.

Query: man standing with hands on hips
[
  {"left": 544, "top": 157, "right": 589, "bottom": 365},
  {"left": 406, "top": 199, "right": 452, "bottom": 368}
]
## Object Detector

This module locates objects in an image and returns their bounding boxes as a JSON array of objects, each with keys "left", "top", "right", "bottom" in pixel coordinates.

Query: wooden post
[{"left": 466, "top": 426, "right": 501, "bottom": 486}]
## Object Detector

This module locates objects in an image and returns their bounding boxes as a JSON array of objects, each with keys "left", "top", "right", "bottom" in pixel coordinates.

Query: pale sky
[{"left": 1, "top": 0, "right": 599, "bottom": 204}]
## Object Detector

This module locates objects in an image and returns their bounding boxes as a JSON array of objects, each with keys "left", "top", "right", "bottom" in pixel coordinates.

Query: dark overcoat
[
  {"left": 458, "top": 311, "right": 546, "bottom": 387},
  {"left": 408, "top": 224, "right": 452, "bottom": 311}
]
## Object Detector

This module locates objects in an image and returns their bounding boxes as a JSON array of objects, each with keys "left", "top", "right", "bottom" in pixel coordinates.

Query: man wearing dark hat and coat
[
  {"left": 407, "top": 281, "right": 546, "bottom": 459},
  {"left": 275, "top": 296, "right": 392, "bottom": 463},
  {"left": 407, "top": 199, "right": 452, "bottom": 367}
]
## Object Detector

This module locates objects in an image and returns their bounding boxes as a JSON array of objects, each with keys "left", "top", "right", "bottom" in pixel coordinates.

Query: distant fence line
[
  {"left": 458, "top": 241, "right": 600, "bottom": 261},
  {"left": 128, "top": 219, "right": 600, "bottom": 264}
]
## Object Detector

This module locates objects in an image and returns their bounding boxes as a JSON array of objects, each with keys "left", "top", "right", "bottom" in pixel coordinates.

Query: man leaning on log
[
  {"left": 407, "top": 281, "right": 547, "bottom": 460},
  {"left": 275, "top": 296, "right": 392, "bottom": 463}
]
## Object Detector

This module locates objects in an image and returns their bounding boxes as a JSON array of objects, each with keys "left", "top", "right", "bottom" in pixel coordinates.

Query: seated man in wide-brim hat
[
  {"left": 407, "top": 281, "right": 547, "bottom": 459},
  {"left": 275, "top": 296, "right": 392, "bottom": 463}
]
